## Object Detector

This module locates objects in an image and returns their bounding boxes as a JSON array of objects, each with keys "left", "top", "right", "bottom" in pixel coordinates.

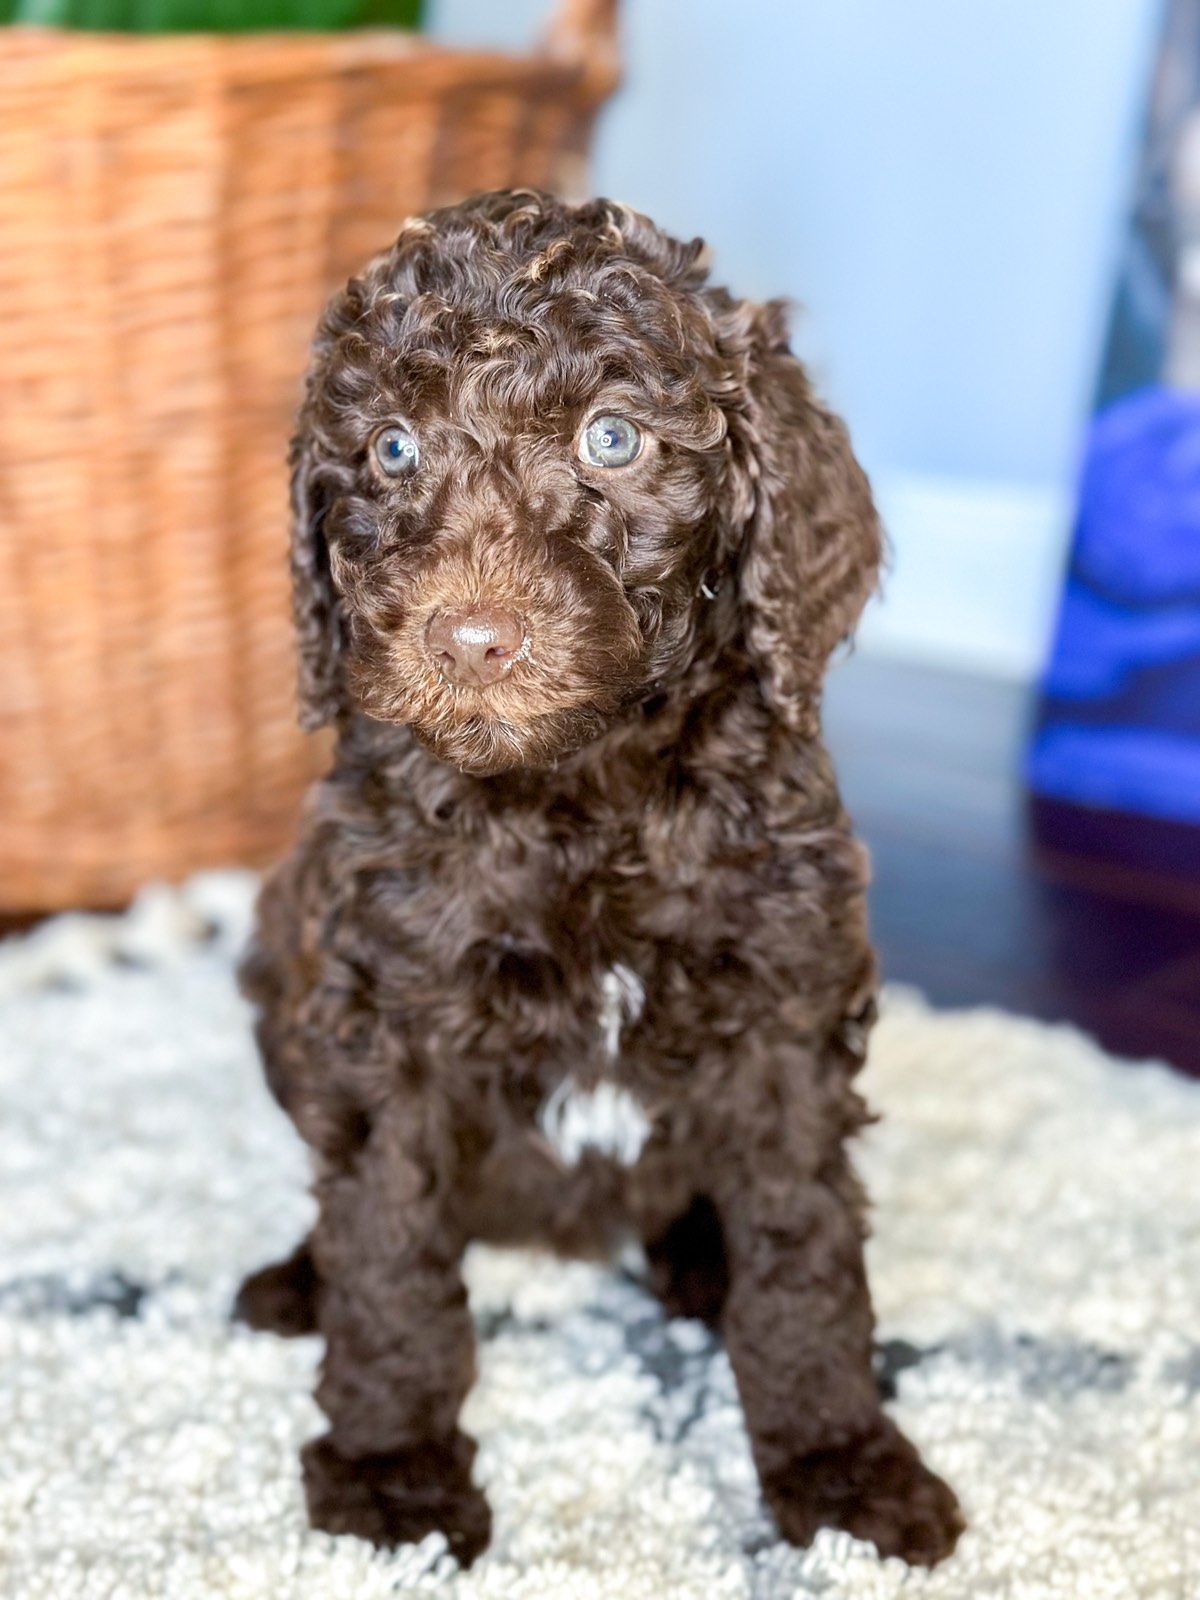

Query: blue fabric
[
  {"left": 1028, "top": 386, "right": 1200, "bottom": 822},
  {"left": 1069, "top": 388, "right": 1200, "bottom": 603}
]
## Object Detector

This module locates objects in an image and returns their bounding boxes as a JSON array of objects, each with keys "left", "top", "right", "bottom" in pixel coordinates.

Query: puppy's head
[{"left": 292, "top": 190, "right": 881, "bottom": 773}]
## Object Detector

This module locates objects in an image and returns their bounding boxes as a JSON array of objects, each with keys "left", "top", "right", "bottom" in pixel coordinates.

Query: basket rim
[{"left": 0, "top": 22, "right": 619, "bottom": 100}]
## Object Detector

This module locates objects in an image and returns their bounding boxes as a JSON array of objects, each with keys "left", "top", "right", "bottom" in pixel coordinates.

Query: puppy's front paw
[
  {"left": 763, "top": 1417, "right": 963, "bottom": 1567},
  {"left": 301, "top": 1431, "right": 491, "bottom": 1565}
]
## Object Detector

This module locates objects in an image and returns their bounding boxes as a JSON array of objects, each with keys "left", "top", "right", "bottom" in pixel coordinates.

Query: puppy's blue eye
[
  {"left": 580, "top": 414, "right": 642, "bottom": 468},
  {"left": 373, "top": 424, "right": 419, "bottom": 478}
]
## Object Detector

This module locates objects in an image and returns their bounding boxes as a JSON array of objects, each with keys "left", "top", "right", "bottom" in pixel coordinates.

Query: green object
[{"left": 1, "top": 0, "right": 421, "bottom": 31}]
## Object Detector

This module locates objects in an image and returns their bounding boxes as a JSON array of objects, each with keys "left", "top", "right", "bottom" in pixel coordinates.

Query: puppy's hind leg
[
  {"left": 643, "top": 1195, "right": 730, "bottom": 1327},
  {"left": 233, "top": 1236, "right": 320, "bottom": 1337}
]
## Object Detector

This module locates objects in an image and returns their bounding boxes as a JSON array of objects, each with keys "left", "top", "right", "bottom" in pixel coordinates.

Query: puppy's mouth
[
  {"left": 347, "top": 554, "right": 646, "bottom": 771},
  {"left": 412, "top": 704, "right": 611, "bottom": 776},
  {"left": 349, "top": 621, "right": 636, "bottom": 773}
]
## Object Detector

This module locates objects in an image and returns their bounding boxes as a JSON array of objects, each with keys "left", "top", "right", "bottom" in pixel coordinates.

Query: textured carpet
[{"left": 2, "top": 875, "right": 1199, "bottom": 1599}]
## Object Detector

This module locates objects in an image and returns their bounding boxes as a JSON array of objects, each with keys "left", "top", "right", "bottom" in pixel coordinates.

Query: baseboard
[{"left": 856, "top": 473, "right": 1074, "bottom": 681}]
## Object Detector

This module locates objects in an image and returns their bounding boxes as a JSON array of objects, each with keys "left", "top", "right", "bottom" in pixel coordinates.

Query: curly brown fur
[{"left": 235, "top": 189, "right": 963, "bottom": 1568}]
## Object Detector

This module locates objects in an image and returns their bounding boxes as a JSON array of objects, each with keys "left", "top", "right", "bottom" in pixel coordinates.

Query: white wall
[{"left": 432, "top": 0, "right": 1163, "bottom": 676}]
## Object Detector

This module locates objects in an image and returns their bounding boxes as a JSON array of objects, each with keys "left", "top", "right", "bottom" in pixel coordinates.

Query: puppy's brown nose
[{"left": 426, "top": 607, "right": 526, "bottom": 688}]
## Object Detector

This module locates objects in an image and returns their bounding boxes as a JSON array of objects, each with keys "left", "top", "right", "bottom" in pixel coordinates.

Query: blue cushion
[{"left": 1028, "top": 386, "right": 1200, "bottom": 822}]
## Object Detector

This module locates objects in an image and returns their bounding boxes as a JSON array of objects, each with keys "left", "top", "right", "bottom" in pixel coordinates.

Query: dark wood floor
[{"left": 825, "top": 654, "right": 1200, "bottom": 1078}]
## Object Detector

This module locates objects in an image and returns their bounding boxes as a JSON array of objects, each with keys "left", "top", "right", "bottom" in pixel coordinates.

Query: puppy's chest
[
  {"left": 407, "top": 826, "right": 660, "bottom": 1165},
  {"left": 535, "top": 962, "right": 651, "bottom": 1167}
]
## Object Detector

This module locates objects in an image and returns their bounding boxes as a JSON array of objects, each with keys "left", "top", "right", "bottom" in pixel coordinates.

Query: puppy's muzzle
[{"left": 426, "top": 606, "right": 526, "bottom": 689}]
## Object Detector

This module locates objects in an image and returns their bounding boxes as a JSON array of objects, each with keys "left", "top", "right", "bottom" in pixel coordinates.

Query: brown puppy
[{"left": 235, "top": 189, "right": 963, "bottom": 1569}]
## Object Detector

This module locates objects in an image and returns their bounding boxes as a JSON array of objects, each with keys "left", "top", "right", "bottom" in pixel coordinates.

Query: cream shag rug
[{"left": 2, "top": 875, "right": 1199, "bottom": 1600}]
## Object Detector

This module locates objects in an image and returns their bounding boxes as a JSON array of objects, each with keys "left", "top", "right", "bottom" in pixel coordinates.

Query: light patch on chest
[
  {"left": 598, "top": 962, "right": 645, "bottom": 1059},
  {"left": 537, "top": 1078, "right": 652, "bottom": 1167},
  {"left": 537, "top": 964, "right": 649, "bottom": 1167}
]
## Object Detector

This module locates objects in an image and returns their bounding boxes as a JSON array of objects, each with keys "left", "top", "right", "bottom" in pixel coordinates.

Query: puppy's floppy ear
[
  {"left": 288, "top": 399, "right": 342, "bottom": 731},
  {"left": 728, "top": 300, "right": 883, "bottom": 737}
]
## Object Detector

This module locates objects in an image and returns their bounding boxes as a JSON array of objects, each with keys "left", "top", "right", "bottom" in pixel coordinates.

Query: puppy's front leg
[
  {"left": 301, "top": 1101, "right": 490, "bottom": 1564},
  {"left": 717, "top": 1117, "right": 962, "bottom": 1567}
]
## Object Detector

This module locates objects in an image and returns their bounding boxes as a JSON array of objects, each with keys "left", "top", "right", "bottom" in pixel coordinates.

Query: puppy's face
[
  {"left": 299, "top": 197, "right": 733, "bottom": 774},
  {"left": 294, "top": 192, "right": 882, "bottom": 767}
]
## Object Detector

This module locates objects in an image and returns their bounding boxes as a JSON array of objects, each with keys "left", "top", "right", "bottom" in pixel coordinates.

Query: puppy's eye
[
  {"left": 579, "top": 414, "right": 642, "bottom": 469},
  {"left": 372, "top": 424, "right": 419, "bottom": 478}
]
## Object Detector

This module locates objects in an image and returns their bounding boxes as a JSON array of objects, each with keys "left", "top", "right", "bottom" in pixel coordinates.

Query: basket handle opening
[{"left": 541, "top": 0, "right": 619, "bottom": 85}]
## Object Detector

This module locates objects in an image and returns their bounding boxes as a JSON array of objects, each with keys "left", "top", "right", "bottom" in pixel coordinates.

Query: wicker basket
[{"left": 0, "top": 2, "right": 618, "bottom": 910}]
